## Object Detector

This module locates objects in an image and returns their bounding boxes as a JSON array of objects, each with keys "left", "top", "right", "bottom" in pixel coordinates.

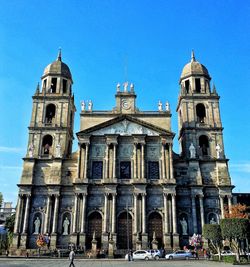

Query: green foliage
[
  {"left": 220, "top": 218, "right": 249, "bottom": 239},
  {"left": 223, "top": 255, "right": 236, "bottom": 263},
  {"left": 5, "top": 214, "right": 15, "bottom": 233},
  {"left": 203, "top": 224, "right": 222, "bottom": 243}
]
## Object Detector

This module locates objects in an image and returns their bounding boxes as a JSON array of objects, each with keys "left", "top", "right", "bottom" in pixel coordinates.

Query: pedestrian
[{"left": 69, "top": 249, "right": 75, "bottom": 267}]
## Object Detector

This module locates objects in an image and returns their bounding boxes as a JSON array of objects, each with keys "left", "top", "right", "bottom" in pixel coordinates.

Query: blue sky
[{"left": 0, "top": 0, "right": 250, "bottom": 205}]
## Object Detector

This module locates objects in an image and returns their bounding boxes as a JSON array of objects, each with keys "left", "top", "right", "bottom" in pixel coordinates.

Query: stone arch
[
  {"left": 147, "top": 211, "right": 163, "bottom": 249},
  {"left": 42, "top": 135, "right": 53, "bottom": 155},
  {"left": 117, "top": 211, "right": 133, "bottom": 250},
  {"left": 196, "top": 103, "right": 206, "bottom": 123},
  {"left": 86, "top": 211, "right": 102, "bottom": 250},
  {"left": 45, "top": 103, "right": 56, "bottom": 124},
  {"left": 199, "top": 135, "right": 209, "bottom": 156}
]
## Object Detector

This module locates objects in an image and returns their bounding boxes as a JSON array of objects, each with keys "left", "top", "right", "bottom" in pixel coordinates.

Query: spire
[
  {"left": 191, "top": 50, "right": 196, "bottom": 62},
  {"left": 212, "top": 83, "right": 217, "bottom": 93},
  {"left": 57, "top": 47, "right": 62, "bottom": 61},
  {"left": 35, "top": 82, "right": 40, "bottom": 94}
]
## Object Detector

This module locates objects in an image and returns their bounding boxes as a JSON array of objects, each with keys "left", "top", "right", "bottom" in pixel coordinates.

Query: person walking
[{"left": 69, "top": 249, "right": 75, "bottom": 267}]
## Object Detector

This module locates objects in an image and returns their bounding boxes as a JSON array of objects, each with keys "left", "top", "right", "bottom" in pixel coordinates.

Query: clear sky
[{"left": 0, "top": 0, "right": 249, "bottom": 205}]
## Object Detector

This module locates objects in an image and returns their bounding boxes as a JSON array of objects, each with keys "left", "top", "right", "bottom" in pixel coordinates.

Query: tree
[
  {"left": 203, "top": 224, "right": 223, "bottom": 261},
  {"left": 220, "top": 218, "right": 249, "bottom": 262},
  {"left": 5, "top": 214, "right": 15, "bottom": 248},
  {"left": 224, "top": 204, "right": 248, "bottom": 219}
]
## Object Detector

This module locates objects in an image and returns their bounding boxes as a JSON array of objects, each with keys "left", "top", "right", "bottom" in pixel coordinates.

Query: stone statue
[
  {"left": 165, "top": 101, "right": 170, "bottom": 111},
  {"left": 180, "top": 217, "right": 188, "bottom": 235},
  {"left": 34, "top": 217, "right": 41, "bottom": 234},
  {"left": 88, "top": 100, "right": 93, "bottom": 111},
  {"left": 210, "top": 217, "right": 216, "bottom": 224},
  {"left": 216, "top": 144, "right": 222, "bottom": 159},
  {"left": 130, "top": 83, "right": 134, "bottom": 92},
  {"left": 123, "top": 82, "right": 128, "bottom": 92},
  {"left": 28, "top": 143, "right": 34, "bottom": 157},
  {"left": 116, "top": 83, "right": 120, "bottom": 92},
  {"left": 56, "top": 143, "right": 61, "bottom": 157},
  {"left": 189, "top": 143, "right": 196, "bottom": 158},
  {"left": 62, "top": 217, "right": 70, "bottom": 235},
  {"left": 158, "top": 101, "right": 163, "bottom": 111},
  {"left": 81, "top": 101, "right": 85, "bottom": 111}
]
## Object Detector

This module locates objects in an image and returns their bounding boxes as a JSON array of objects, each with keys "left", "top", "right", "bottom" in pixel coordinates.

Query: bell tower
[
  {"left": 28, "top": 50, "right": 75, "bottom": 159},
  {"left": 177, "top": 51, "right": 225, "bottom": 161}
]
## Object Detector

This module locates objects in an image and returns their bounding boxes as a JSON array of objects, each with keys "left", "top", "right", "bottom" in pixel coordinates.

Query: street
[{"left": 0, "top": 258, "right": 231, "bottom": 267}]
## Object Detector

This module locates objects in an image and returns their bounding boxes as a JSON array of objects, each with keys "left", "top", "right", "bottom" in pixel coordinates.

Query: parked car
[
  {"left": 147, "top": 249, "right": 161, "bottom": 260},
  {"left": 165, "top": 250, "right": 193, "bottom": 260},
  {"left": 125, "top": 250, "right": 153, "bottom": 260},
  {"left": 215, "top": 250, "right": 235, "bottom": 256}
]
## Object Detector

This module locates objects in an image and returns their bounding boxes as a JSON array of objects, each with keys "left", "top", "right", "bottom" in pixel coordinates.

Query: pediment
[
  {"left": 77, "top": 115, "right": 173, "bottom": 137},
  {"left": 92, "top": 119, "right": 159, "bottom": 136}
]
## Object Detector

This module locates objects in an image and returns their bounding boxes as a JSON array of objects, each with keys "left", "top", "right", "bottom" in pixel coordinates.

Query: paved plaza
[{"left": 0, "top": 259, "right": 231, "bottom": 267}]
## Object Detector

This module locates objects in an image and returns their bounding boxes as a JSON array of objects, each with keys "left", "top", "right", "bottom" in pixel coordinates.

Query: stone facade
[{"left": 12, "top": 51, "right": 233, "bottom": 254}]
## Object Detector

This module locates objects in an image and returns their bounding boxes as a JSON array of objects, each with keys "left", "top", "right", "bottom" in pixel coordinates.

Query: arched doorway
[
  {"left": 86, "top": 212, "right": 102, "bottom": 250},
  {"left": 117, "top": 212, "right": 132, "bottom": 250},
  {"left": 148, "top": 212, "right": 163, "bottom": 249},
  {"left": 199, "top": 135, "right": 209, "bottom": 156}
]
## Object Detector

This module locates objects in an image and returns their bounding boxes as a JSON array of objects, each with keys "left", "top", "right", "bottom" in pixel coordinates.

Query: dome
[
  {"left": 42, "top": 50, "right": 72, "bottom": 80},
  {"left": 180, "top": 51, "right": 210, "bottom": 80}
]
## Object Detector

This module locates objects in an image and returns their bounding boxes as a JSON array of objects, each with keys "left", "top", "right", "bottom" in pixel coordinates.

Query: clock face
[{"left": 122, "top": 99, "right": 130, "bottom": 110}]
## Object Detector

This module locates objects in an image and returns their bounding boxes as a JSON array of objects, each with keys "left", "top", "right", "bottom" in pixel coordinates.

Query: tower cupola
[
  {"left": 41, "top": 50, "right": 73, "bottom": 94},
  {"left": 179, "top": 51, "right": 211, "bottom": 95}
]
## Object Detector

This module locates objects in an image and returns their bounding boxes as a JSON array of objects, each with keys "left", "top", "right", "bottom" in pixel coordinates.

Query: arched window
[
  {"left": 42, "top": 135, "right": 53, "bottom": 155},
  {"left": 185, "top": 80, "right": 190, "bottom": 93},
  {"left": 196, "top": 103, "right": 206, "bottom": 123},
  {"left": 45, "top": 104, "right": 56, "bottom": 124},
  {"left": 199, "top": 135, "right": 209, "bottom": 156}
]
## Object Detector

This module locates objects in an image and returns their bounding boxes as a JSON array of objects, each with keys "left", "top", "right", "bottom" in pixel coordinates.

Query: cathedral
[{"left": 12, "top": 51, "right": 233, "bottom": 255}]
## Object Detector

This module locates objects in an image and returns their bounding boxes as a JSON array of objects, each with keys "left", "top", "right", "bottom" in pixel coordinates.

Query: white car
[{"left": 125, "top": 250, "right": 153, "bottom": 260}]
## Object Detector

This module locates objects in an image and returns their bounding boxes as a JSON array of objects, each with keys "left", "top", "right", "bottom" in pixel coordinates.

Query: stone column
[
  {"left": 22, "top": 194, "right": 31, "bottom": 233},
  {"left": 111, "top": 194, "right": 116, "bottom": 233},
  {"left": 169, "top": 144, "right": 174, "bottom": 179},
  {"left": 103, "top": 193, "right": 108, "bottom": 232},
  {"left": 72, "top": 194, "right": 79, "bottom": 233},
  {"left": 228, "top": 195, "right": 232, "bottom": 214},
  {"left": 52, "top": 195, "right": 59, "bottom": 233},
  {"left": 14, "top": 194, "right": 22, "bottom": 234},
  {"left": 199, "top": 195, "right": 205, "bottom": 228},
  {"left": 162, "top": 144, "right": 166, "bottom": 179},
  {"left": 133, "top": 193, "right": 138, "bottom": 234},
  {"left": 80, "top": 193, "right": 87, "bottom": 233},
  {"left": 84, "top": 144, "right": 89, "bottom": 179},
  {"left": 142, "top": 193, "right": 146, "bottom": 233},
  {"left": 164, "top": 193, "right": 169, "bottom": 233},
  {"left": 171, "top": 194, "right": 177, "bottom": 234},
  {"left": 77, "top": 144, "right": 81, "bottom": 178},
  {"left": 220, "top": 195, "right": 225, "bottom": 219},
  {"left": 133, "top": 143, "right": 137, "bottom": 179},
  {"left": 113, "top": 144, "right": 117, "bottom": 179},
  {"left": 80, "top": 145, "right": 85, "bottom": 179},
  {"left": 191, "top": 195, "right": 198, "bottom": 233},
  {"left": 105, "top": 144, "right": 109, "bottom": 179},
  {"left": 44, "top": 195, "right": 51, "bottom": 234},
  {"left": 141, "top": 144, "right": 145, "bottom": 179}
]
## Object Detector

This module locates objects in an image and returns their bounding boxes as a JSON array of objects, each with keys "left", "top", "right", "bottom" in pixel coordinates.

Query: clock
[{"left": 121, "top": 99, "right": 130, "bottom": 110}]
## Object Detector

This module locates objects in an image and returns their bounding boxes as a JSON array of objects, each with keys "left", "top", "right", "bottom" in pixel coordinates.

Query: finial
[
  {"left": 212, "top": 83, "right": 217, "bottom": 93},
  {"left": 191, "top": 50, "right": 196, "bottom": 62},
  {"left": 36, "top": 82, "right": 40, "bottom": 94},
  {"left": 57, "top": 47, "right": 62, "bottom": 61}
]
